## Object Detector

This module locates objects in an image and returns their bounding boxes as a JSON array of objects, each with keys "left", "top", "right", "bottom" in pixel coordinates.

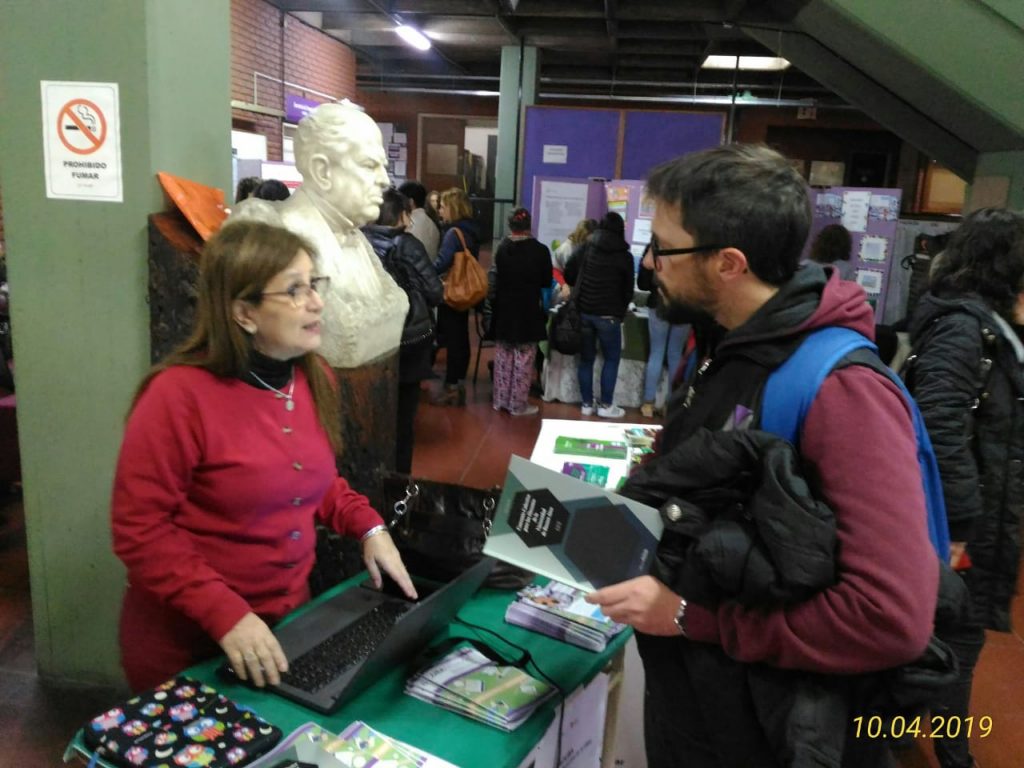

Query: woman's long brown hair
[{"left": 131, "top": 220, "right": 342, "bottom": 453}]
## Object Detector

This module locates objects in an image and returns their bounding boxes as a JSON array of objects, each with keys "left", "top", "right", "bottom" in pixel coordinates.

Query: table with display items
[
  {"left": 542, "top": 307, "right": 674, "bottom": 409},
  {"left": 65, "top": 571, "right": 631, "bottom": 768}
]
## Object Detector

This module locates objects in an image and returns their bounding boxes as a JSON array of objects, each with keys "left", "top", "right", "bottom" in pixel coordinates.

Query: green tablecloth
[{"left": 66, "top": 574, "right": 630, "bottom": 768}]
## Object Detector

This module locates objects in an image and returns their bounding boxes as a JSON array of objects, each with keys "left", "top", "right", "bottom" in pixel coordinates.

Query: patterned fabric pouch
[{"left": 82, "top": 676, "right": 282, "bottom": 767}]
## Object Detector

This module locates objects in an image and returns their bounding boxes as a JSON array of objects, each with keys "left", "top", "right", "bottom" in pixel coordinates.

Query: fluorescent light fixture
[
  {"left": 701, "top": 55, "right": 791, "bottom": 71},
  {"left": 395, "top": 24, "right": 431, "bottom": 51}
]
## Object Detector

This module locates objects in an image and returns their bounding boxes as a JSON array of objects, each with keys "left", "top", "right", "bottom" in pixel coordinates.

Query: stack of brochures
[
  {"left": 405, "top": 643, "right": 557, "bottom": 731},
  {"left": 505, "top": 581, "right": 626, "bottom": 652}
]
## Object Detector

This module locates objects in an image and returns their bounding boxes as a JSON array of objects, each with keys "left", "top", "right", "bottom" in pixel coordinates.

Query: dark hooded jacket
[
  {"left": 564, "top": 228, "right": 635, "bottom": 318},
  {"left": 362, "top": 224, "right": 444, "bottom": 382},
  {"left": 907, "top": 293, "right": 1024, "bottom": 630},
  {"left": 628, "top": 264, "right": 940, "bottom": 767}
]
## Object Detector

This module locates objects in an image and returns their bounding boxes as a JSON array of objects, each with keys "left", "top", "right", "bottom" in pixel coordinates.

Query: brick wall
[{"left": 230, "top": 0, "right": 357, "bottom": 161}]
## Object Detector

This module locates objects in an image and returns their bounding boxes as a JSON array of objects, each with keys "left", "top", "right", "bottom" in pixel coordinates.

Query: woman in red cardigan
[{"left": 111, "top": 221, "right": 414, "bottom": 691}]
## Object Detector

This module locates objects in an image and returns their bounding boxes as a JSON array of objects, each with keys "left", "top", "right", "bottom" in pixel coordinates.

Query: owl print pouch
[{"left": 82, "top": 676, "right": 282, "bottom": 767}]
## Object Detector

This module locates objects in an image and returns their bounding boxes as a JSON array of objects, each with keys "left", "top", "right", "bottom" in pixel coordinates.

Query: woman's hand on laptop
[
  {"left": 219, "top": 612, "right": 289, "bottom": 687},
  {"left": 362, "top": 531, "right": 418, "bottom": 600}
]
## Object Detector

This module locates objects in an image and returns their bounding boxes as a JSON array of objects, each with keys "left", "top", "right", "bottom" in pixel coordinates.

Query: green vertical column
[
  {"left": 494, "top": 45, "right": 538, "bottom": 240},
  {"left": 0, "top": 0, "right": 231, "bottom": 686}
]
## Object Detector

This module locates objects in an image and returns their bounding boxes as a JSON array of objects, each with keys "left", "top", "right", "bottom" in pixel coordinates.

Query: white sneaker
[
  {"left": 597, "top": 404, "right": 625, "bottom": 419},
  {"left": 580, "top": 403, "right": 594, "bottom": 416}
]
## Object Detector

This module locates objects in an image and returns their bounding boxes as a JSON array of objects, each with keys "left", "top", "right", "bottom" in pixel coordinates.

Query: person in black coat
[
  {"left": 905, "top": 207, "right": 1024, "bottom": 768},
  {"left": 489, "top": 208, "right": 552, "bottom": 416},
  {"left": 564, "top": 212, "right": 635, "bottom": 418},
  {"left": 362, "top": 188, "right": 444, "bottom": 473}
]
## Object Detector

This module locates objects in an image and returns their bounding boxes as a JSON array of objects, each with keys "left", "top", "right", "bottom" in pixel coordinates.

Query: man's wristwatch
[{"left": 673, "top": 597, "right": 688, "bottom": 637}]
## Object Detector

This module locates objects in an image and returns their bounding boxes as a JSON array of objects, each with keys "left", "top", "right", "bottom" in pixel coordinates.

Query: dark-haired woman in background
[
  {"left": 111, "top": 221, "right": 415, "bottom": 691},
  {"left": 363, "top": 189, "right": 444, "bottom": 471},
  {"left": 809, "top": 223, "right": 855, "bottom": 281},
  {"left": 564, "top": 212, "right": 635, "bottom": 418},
  {"left": 489, "top": 208, "right": 552, "bottom": 416},
  {"left": 432, "top": 188, "right": 480, "bottom": 406},
  {"left": 905, "top": 207, "right": 1024, "bottom": 768}
]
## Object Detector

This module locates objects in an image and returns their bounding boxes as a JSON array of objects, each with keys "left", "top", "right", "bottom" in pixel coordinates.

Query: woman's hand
[
  {"left": 362, "top": 530, "right": 418, "bottom": 600},
  {"left": 219, "top": 612, "right": 289, "bottom": 687}
]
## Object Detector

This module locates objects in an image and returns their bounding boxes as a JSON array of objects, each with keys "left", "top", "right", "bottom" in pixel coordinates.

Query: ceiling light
[
  {"left": 701, "top": 55, "right": 791, "bottom": 71},
  {"left": 395, "top": 24, "right": 431, "bottom": 51}
]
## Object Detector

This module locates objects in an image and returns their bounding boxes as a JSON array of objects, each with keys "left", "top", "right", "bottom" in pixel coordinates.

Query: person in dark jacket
[
  {"left": 586, "top": 145, "right": 938, "bottom": 768},
  {"left": 489, "top": 208, "right": 552, "bottom": 416},
  {"left": 363, "top": 188, "right": 444, "bottom": 472},
  {"left": 905, "top": 207, "right": 1024, "bottom": 768},
  {"left": 432, "top": 188, "right": 480, "bottom": 406},
  {"left": 564, "top": 212, "right": 634, "bottom": 418}
]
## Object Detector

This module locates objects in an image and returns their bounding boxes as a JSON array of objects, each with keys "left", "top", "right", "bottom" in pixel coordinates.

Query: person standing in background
[
  {"left": 905, "top": 207, "right": 1024, "bottom": 768},
  {"left": 362, "top": 189, "right": 444, "bottom": 472},
  {"left": 432, "top": 188, "right": 480, "bottom": 406},
  {"left": 398, "top": 180, "right": 440, "bottom": 261},
  {"left": 552, "top": 218, "right": 597, "bottom": 301},
  {"left": 809, "top": 223, "right": 856, "bottom": 281},
  {"left": 636, "top": 246, "right": 688, "bottom": 418},
  {"left": 489, "top": 208, "right": 552, "bottom": 416},
  {"left": 564, "top": 212, "right": 635, "bottom": 418}
]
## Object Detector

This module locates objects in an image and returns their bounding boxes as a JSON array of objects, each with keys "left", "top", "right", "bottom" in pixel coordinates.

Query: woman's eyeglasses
[
  {"left": 650, "top": 236, "right": 724, "bottom": 272},
  {"left": 258, "top": 276, "right": 331, "bottom": 307}
]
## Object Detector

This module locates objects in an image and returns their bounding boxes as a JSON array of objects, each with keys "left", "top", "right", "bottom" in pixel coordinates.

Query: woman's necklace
[{"left": 249, "top": 369, "right": 296, "bottom": 411}]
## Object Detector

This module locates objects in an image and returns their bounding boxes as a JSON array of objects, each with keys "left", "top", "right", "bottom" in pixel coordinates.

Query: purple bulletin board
[
  {"left": 521, "top": 107, "right": 621, "bottom": 207},
  {"left": 621, "top": 111, "right": 725, "bottom": 180},
  {"left": 805, "top": 186, "right": 902, "bottom": 319}
]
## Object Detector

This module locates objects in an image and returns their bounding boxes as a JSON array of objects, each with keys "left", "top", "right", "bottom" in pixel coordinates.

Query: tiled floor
[{"left": 1, "top": 347, "right": 1022, "bottom": 766}]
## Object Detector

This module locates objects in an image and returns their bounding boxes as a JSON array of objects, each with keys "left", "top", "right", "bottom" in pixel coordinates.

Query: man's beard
[{"left": 655, "top": 286, "right": 715, "bottom": 326}]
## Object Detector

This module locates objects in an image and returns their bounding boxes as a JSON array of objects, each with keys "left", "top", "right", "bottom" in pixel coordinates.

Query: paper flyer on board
[{"left": 483, "top": 455, "right": 663, "bottom": 593}]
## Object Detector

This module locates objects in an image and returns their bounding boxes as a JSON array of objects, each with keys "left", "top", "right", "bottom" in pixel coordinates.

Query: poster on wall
[
  {"left": 858, "top": 235, "right": 889, "bottom": 263},
  {"left": 40, "top": 80, "right": 123, "bottom": 202},
  {"left": 856, "top": 268, "right": 884, "bottom": 295},
  {"left": 841, "top": 190, "right": 871, "bottom": 232},
  {"left": 606, "top": 185, "right": 630, "bottom": 218},
  {"left": 536, "top": 180, "right": 590, "bottom": 250}
]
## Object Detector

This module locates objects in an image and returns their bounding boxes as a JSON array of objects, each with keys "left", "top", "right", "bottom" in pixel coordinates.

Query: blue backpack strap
[
  {"left": 761, "top": 326, "right": 950, "bottom": 560},
  {"left": 760, "top": 327, "right": 875, "bottom": 446}
]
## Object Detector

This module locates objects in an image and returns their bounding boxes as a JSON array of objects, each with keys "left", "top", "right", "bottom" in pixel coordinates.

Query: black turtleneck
[{"left": 242, "top": 349, "right": 294, "bottom": 390}]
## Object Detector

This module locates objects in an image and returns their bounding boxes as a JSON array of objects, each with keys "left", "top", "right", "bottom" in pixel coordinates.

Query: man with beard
[{"left": 587, "top": 144, "right": 938, "bottom": 767}]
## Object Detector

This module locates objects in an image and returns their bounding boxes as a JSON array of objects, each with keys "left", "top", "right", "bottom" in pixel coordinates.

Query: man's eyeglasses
[
  {"left": 650, "top": 236, "right": 725, "bottom": 272},
  {"left": 257, "top": 276, "right": 331, "bottom": 307}
]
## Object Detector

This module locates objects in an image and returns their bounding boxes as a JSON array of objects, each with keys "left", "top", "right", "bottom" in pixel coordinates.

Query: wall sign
[
  {"left": 543, "top": 144, "right": 568, "bottom": 164},
  {"left": 41, "top": 80, "right": 123, "bottom": 202}
]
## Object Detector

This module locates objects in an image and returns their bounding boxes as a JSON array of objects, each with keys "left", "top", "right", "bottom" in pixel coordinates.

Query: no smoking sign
[{"left": 41, "top": 81, "right": 123, "bottom": 202}]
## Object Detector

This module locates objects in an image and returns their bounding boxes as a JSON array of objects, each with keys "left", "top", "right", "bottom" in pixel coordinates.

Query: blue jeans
[
  {"left": 644, "top": 315, "right": 689, "bottom": 403},
  {"left": 577, "top": 313, "right": 622, "bottom": 406}
]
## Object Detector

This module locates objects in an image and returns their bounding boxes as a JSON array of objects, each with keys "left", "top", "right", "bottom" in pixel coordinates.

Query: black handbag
[
  {"left": 377, "top": 470, "right": 534, "bottom": 590},
  {"left": 549, "top": 298, "right": 582, "bottom": 355}
]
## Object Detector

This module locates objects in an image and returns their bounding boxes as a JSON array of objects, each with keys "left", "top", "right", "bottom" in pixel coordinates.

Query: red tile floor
[{"left": 1, "top": 345, "right": 1022, "bottom": 766}]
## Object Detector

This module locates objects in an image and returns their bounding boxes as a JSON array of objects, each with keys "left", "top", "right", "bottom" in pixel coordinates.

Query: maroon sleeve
[
  {"left": 111, "top": 372, "right": 252, "bottom": 642},
  {"left": 316, "top": 476, "right": 384, "bottom": 539},
  {"left": 685, "top": 365, "right": 939, "bottom": 673}
]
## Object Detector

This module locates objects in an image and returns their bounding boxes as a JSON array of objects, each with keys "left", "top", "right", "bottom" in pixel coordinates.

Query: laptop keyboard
[{"left": 280, "top": 600, "right": 412, "bottom": 693}]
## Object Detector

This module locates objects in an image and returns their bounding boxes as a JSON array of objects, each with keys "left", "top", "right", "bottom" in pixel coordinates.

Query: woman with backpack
[
  {"left": 363, "top": 189, "right": 444, "bottom": 472},
  {"left": 905, "top": 207, "right": 1024, "bottom": 768},
  {"left": 563, "top": 212, "right": 635, "bottom": 418}
]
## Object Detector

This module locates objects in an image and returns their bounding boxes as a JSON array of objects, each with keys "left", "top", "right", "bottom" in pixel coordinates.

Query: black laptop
[{"left": 222, "top": 557, "right": 495, "bottom": 714}]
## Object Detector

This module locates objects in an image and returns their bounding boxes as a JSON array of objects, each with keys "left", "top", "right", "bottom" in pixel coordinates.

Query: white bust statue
[{"left": 230, "top": 101, "right": 408, "bottom": 369}]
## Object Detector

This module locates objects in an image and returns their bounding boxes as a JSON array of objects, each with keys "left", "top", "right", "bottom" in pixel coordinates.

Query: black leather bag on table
[
  {"left": 548, "top": 298, "right": 582, "bottom": 355},
  {"left": 377, "top": 470, "right": 534, "bottom": 590}
]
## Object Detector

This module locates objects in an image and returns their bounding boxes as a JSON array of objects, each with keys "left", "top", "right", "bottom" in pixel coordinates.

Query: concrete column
[
  {"left": 0, "top": 0, "right": 231, "bottom": 686},
  {"left": 493, "top": 45, "right": 538, "bottom": 240}
]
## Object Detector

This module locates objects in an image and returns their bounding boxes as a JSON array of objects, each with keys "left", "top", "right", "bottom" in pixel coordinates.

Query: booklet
[
  {"left": 560, "top": 461, "right": 610, "bottom": 488},
  {"left": 506, "top": 581, "right": 626, "bottom": 652},
  {"left": 483, "top": 455, "right": 663, "bottom": 592}
]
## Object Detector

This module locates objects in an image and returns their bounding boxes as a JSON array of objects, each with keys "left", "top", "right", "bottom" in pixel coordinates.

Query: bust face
[{"left": 309, "top": 111, "right": 390, "bottom": 227}]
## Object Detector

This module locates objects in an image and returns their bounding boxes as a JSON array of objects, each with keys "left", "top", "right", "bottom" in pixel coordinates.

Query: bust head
[{"left": 294, "top": 101, "right": 390, "bottom": 228}]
